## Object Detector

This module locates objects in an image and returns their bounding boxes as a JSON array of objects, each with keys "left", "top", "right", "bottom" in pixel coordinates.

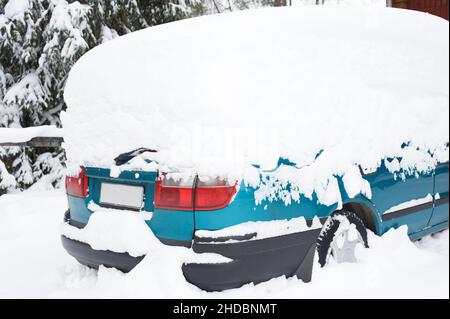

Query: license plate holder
[{"left": 99, "top": 182, "right": 144, "bottom": 210}]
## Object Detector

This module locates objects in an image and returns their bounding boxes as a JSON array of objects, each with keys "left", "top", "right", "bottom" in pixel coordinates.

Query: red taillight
[
  {"left": 194, "top": 185, "right": 237, "bottom": 211},
  {"left": 65, "top": 167, "right": 89, "bottom": 198},
  {"left": 154, "top": 175, "right": 237, "bottom": 211},
  {"left": 154, "top": 180, "right": 194, "bottom": 210}
]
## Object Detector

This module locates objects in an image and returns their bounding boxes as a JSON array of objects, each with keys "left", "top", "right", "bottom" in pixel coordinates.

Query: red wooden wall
[
  {"left": 408, "top": 0, "right": 448, "bottom": 20},
  {"left": 391, "top": 0, "right": 449, "bottom": 20}
]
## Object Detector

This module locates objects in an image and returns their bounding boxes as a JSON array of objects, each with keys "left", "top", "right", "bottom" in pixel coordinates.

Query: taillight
[
  {"left": 154, "top": 180, "right": 194, "bottom": 210},
  {"left": 65, "top": 167, "right": 89, "bottom": 198},
  {"left": 194, "top": 185, "right": 237, "bottom": 211},
  {"left": 154, "top": 174, "right": 237, "bottom": 211}
]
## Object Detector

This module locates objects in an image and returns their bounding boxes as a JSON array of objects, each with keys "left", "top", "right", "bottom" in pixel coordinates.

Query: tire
[{"left": 316, "top": 210, "right": 369, "bottom": 267}]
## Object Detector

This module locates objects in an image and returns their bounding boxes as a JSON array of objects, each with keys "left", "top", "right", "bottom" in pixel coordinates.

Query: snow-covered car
[{"left": 60, "top": 6, "right": 449, "bottom": 291}]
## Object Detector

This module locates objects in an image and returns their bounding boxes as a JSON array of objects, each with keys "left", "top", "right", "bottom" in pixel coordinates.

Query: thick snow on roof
[{"left": 63, "top": 6, "right": 449, "bottom": 206}]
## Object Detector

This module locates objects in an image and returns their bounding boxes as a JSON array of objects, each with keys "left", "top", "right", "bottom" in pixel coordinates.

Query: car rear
[
  {"left": 61, "top": 163, "right": 321, "bottom": 291},
  {"left": 63, "top": 165, "right": 238, "bottom": 247}
]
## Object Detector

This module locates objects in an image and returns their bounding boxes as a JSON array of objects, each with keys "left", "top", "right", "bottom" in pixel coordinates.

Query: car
[
  {"left": 60, "top": 7, "right": 449, "bottom": 291},
  {"left": 61, "top": 153, "right": 449, "bottom": 291}
]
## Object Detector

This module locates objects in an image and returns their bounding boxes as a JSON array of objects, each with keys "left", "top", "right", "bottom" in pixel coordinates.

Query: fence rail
[
  {"left": 0, "top": 136, "right": 64, "bottom": 148},
  {"left": 0, "top": 126, "right": 64, "bottom": 148}
]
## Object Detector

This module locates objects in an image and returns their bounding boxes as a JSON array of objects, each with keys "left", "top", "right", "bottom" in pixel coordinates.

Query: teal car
[{"left": 61, "top": 150, "right": 449, "bottom": 291}]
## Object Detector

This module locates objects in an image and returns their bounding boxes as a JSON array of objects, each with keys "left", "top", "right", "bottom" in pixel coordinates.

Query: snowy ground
[{"left": 0, "top": 189, "right": 448, "bottom": 299}]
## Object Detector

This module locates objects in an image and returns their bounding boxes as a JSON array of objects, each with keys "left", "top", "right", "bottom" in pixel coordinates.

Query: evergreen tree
[
  {"left": 0, "top": 0, "right": 273, "bottom": 192},
  {"left": 205, "top": 0, "right": 275, "bottom": 13}
]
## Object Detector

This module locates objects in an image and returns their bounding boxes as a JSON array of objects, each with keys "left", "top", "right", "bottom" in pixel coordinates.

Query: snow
[
  {"left": 0, "top": 189, "right": 448, "bottom": 298},
  {"left": 205, "top": 0, "right": 386, "bottom": 13},
  {"left": 61, "top": 208, "right": 154, "bottom": 257},
  {"left": 195, "top": 216, "right": 322, "bottom": 242},
  {"left": 342, "top": 165, "right": 372, "bottom": 199},
  {"left": 62, "top": 6, "right": 449, "bottom": 208},
  {"left": 62, "top": 202, "right": 230, "bottom": 262},
  {"left": 29, "top": 151, "right": 66, "bottom": 190},
  {"left": 292, "top": 0, "right": 385, "bottom": 6},
  {"left": 383, "top": 194, "right": 433, "bottom": 215},
  {"left": 101, "top": 25, "right": 119, "bottom": 43},
  {"left": 0, "top": 125, "right": 63, "bottom": 143},
  {"left": 4, "top": 0, "right": 30, "bottom": 21},
  {"left": 0, "top": 160, "right": 16, "bottom": 189},
  {"left": 47, "top": 0, "right": 90, "bottom": 60},
  {"left": 3, "top": 72, "right": 47, "bottom": 109}
]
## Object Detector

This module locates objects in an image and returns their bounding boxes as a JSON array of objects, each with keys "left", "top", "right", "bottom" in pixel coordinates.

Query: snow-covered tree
[
  {"left": 201, "top": 0, "right": 275, "bottom": 14},
  {"left": 0, "top": 0, "right": 202, "bottom": 192}
]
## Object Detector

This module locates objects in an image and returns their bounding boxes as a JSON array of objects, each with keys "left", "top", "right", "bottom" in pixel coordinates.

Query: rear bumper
[
  {"left": 62, "top": 210, "right": 321, "bottom": 291},
  {"left": 61, "top": 235, "right": 144, "bottom": 272},
  {"left": 183, "top": 229, "right": 321, "bottom": 291}
]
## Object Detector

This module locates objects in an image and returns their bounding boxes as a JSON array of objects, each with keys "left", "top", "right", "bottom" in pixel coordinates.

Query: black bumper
[
  {"left": 62, "top": 212, "right": 321, "bottom": 291},
  {"left": 184, "top": 229, "right": 320, "bottom": 291},
  {"left": 61, "top": 235, "right": 144, "bottom": 273}
]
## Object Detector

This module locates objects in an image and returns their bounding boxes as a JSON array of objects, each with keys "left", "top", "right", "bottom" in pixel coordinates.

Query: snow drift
[{"left": 62, "top": 6, "right": 449, "bottom": 206}]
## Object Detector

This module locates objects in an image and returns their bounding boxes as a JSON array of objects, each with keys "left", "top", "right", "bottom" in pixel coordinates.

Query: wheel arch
[{"left": 341, "top": 200, "right": 381, "bottom": 235}]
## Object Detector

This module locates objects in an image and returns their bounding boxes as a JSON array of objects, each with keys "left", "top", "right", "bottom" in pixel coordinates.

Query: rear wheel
[{"left": 316, "top": 210, "right": 369, "bottom": 267}]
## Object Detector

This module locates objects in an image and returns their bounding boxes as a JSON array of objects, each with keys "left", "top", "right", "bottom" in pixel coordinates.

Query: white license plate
[{"left": 99, "top": 182, "right": 144, "bottom": 210}]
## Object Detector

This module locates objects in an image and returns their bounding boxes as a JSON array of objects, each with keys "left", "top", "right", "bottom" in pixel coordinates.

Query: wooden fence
[
  {"left": 0, "top": 136, "right": 63, "bottom": 148},
  {"left": 0, "top": 126, "right": 64, "bottom": 148}
]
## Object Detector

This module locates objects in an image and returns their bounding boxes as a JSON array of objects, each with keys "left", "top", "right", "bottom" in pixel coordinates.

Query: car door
[
  {"left": 364, "top": 162, "right": 434, "bottom": 236},
  {"left": 428, "top": 162, "right": 449, "bottom": 227}
]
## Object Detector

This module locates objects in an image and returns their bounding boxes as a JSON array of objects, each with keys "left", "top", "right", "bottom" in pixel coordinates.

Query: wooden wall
[{"left": 391, "top": 0, "right": 449, "bottom": 20}]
